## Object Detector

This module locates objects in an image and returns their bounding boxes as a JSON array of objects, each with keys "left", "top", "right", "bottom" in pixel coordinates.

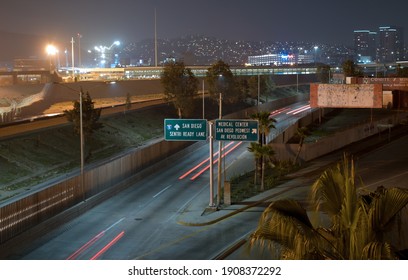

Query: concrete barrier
[{"left": 272, "top": 111, "right": 408, "bottom": 163}]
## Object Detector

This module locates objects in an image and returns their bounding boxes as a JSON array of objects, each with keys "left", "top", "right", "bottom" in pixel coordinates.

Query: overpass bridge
[{"left": 0, "top": 70, "right": 59, "bottom": 85}]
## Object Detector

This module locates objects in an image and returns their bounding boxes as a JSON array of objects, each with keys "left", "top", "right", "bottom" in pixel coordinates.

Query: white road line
[
  {"left": 105, "top": 217, "right": 125, "bottom": 232},
  {"left": 153, "top": 185, "right": 173, "bottom": 198},
  {"left": 365, "top": 170, "right": 408, "bottom": 188}
]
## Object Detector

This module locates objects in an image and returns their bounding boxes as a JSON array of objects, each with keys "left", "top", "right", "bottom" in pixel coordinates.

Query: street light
[
  {"left": 46, "top": 44, "right": 58, "bottom": 71},
  {"left": 314, "top": 46, "right": 318, "bottom": 65},
  {"left": 54, "top": 82, "right": 85, "bottom": 200},
  {"left": 77, "top": 33, "right": 82, "bottom": 68},
  {"left": 257, "top": 74, "right": 261, "bottom": 109}
]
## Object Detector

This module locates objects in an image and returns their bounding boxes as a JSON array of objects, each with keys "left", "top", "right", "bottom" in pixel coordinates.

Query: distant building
[
  {"left": 247, "top": 53, "right": 313, "bottom": 66},
  {"left": 377, "top": 26, "right": 404, "bottom": 63},
  {"left": 354, "top": 30, "right": 377, "bottom": 63},
  {"left": 13, "top": 58, "right": 49, "bottom": 71}
]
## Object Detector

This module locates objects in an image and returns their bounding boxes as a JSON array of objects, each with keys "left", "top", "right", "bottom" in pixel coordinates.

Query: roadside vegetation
[{"left": 247, "top": 155, "right": 408, "bottom": 260}]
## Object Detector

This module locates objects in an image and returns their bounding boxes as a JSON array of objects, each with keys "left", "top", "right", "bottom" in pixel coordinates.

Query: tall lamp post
[
  {"left": 46, "top": 44, "right": 58, "bottom": 72},
  {"left": 257, "top": 74, "right": 260, "bottom": 110},
  {"left": 202, "top": 79, "right": 205, "bottom": 119},
  {"left": 79, "top": 89, "right": 84, "bottom": 196},
  {"left": 77, "top": 33, "right": 82, "bottom": 68},
  {"left": 314, "top": 46, "right": 318, "bottom": 66},
  {"left": 71, "top": 37, "right": 75, "bottom": 79},
  {"left": 54, "top": 83, "right": 85, "bottom": 200}
]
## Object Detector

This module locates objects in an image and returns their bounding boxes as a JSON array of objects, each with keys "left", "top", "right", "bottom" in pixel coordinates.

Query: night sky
[{"left": 1, "top": 0, "right": 407, "bottom": 53}]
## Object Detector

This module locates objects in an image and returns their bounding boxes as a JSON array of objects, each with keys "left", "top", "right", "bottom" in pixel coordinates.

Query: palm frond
[
  {"left": 369, "top": 187, "right": 408, "bottom": 240},
  {"left": 361, "top": 242, "right": 397, "bottom": 260}
]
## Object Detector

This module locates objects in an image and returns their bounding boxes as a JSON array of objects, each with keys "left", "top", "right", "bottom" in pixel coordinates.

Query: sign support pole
[
  {"left": 217, "top": 93, "right": 223, "bottom": 207},
  {"left": 209, "top": 121, "right": 214, "bottom": 207}
]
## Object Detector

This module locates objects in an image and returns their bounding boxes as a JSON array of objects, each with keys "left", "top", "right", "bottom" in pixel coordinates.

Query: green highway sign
[
  {"left": 215, "top": 119, "right": 259, "bottom": 142},
  {"left": 164, "top": 119, "right": 207, "bottom": 141}
]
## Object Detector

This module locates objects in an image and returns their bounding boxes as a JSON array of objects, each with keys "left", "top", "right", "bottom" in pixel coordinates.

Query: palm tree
[
  {"left": 248, "top": 142, "right": 275, "bottom": 191},
  {"left": 258, "top": 145, "right": 275, "bottom": 191},
  {"left": 250, "top": 111, "right": 276, "bottom": 187},
  {"left": 248, "top": 154, "right": 408, "bottom": 259},
  {"left": 293, "top": 126, "right": 309, "bottom": 165},
  {"left": 248, "top": 142, "right": 262, "bottom": 186},
  {"left": 250, "top": 111, "right": 276, "bottom": 146}
]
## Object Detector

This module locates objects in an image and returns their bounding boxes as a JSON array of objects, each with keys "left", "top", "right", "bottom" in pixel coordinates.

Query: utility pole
[
  {"left": 154, "top": 8, "right": 158, "bottom": 67},
  {"left": 202, "top": 79, "right": 205, "bottom": 119},
  {"left": 297, "top": 73, "right": 299, "bottom": 93},
  {"left": 77, "top": 33, "right": 82, "bottom": 68},
  {"left": 257, "top": 74, "right": 260, "bottom": 109},
  {"left": 71, "top": 37, "right": 75, "bottom": 79},
  {"left": 79, "top": 88, "right": 85, "bottom": 200}
]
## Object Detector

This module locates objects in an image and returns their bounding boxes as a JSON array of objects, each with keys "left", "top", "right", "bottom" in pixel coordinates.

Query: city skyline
[{"left": 1, "top": 0, "right": 407, "bottom": 49}]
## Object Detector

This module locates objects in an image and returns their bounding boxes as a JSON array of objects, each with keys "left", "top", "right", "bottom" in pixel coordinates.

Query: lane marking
[
  {"left": 365, "top": 170, "right": 408, "bottom": 188},
  {"left": 153, "top": 185, "right": 173, "bottom": 198}
]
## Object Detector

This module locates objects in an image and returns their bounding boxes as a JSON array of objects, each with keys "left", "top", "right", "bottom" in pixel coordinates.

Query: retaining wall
[{"left": 272, "top": 111, "right": 408, "bottom": 163}]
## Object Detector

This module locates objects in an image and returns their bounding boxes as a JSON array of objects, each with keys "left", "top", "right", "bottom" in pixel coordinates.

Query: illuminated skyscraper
[
  {"left": 377, "top": 26, "right": 404, "bottom": 63},
  {"left": 354, "top": 30, "right": 377, "bottom": 63}
]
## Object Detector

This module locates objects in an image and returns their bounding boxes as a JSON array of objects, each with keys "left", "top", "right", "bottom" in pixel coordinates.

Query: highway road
[
  {"left": 19, "top": 101, "right": 313, "bottom": 260},
  {"left": 357, "top": 134, "right": 408, "bottom": 191},
  {"left": 15, "top": 100, "right": 408, "bottom": 260}
]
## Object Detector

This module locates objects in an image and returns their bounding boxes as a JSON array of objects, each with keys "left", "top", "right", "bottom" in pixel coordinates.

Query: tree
[
  {"left": 316, "top": 64, "right": 331, "bottom": 83},
  {"left": 342, "top": 60, "right": 360, "bottom": 77},
  {"left": 396, "top": 65, "right": 408, "bottom": 77},
  {"left": 206, "top": 60, "right": 236, "bottom": 103},
  {"left": 125, "top": 92, "right": 132, "bottom": 112},
  {"left": 235, "top": 77, "right": 250, "bottom": 101},
  {"left": 64, "top": 90, "right": 102, "bottom": 138},
  {"left": 161, "top": 61, "right": 198, "bottom": 118},
  {"left": 293, "top": 126, "right": 309, "bottom": 165},
  {"left": 248, "top": 75, "right": 276, "bottom": 103},
  {"left": 248, "top": 155, "right": 408, "bottom": 259},
  {"left": 250, "top": 111, "right": 276, "bottom": 146},
  {"left": 248, "top": 112, "right": 276, "bottom": 190},
  {"left": 247, "top": 143, "right": 275, "bottom": 191}
]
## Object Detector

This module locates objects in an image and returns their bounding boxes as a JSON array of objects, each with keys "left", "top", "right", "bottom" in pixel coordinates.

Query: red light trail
[
  {"left": 90, "top": 231, "right": 125, "bottom": 260},
  {"left": 178, "top": 141, "right": 235, "bottom": 180},
  {"left": 189, "top": 142, "right": 242, "bottom": 181}
]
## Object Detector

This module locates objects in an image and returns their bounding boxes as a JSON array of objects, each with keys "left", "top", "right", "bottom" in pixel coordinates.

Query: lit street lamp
[
  {"left": 314, "top": 46, "right": 319, "bottom": 65},
  {"left": 46, "top": 44, "right": 58, "bottom": 71}
]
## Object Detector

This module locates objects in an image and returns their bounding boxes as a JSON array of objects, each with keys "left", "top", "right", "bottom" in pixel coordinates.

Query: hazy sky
[{"left": 1, "top": 0, "right": 407, "bottom": 49}]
